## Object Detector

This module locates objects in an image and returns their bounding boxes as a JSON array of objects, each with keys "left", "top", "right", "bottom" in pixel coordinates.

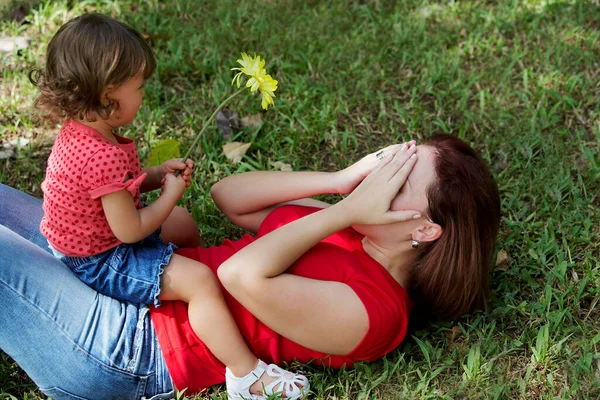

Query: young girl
[{"left": 32, "top": 13, "right": 309, "bottom": 400}]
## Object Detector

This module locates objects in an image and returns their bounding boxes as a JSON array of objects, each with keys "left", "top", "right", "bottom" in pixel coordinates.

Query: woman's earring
[{"left": 411, "top": 239, "right": 419, "bottom": 249}]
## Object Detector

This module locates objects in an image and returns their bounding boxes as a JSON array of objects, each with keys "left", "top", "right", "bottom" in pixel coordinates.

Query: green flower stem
[{"left": 178, "top": 87, "right": 246, "bottom": 168}]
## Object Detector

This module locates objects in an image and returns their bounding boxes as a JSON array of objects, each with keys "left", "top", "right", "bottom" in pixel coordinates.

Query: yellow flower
[
  {"left": 231, "top": 52, "right": 264, "bottom": 88},
  {"left": 231, "top": 52, "right": 278, "bottom": 110},
  {"left": 255, "top": 74, "right": 277, "bottom": 110}
]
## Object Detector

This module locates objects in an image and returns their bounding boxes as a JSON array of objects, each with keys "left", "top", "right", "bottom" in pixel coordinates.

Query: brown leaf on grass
[
  {"left": 449, "top": 326, "right": 462, "bottom": 343},
  {"left": 241, "top": 113, "right": 263, "bottom": 128},
  {"left": 271, "top": 161, "right": 293, "bottom": 172},
  {"left": 495, "top": 249, "right": 509, "bottom": 271},
  {"left": 223, "top": 142, "right": 251, "bottom": 164},
  {"left": 141, "top": 33, "right": 169, "bottom": 44}
]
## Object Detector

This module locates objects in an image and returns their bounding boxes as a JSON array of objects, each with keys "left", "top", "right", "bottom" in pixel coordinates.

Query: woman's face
[
  {"left": 352, "top": 145, "right": 438, "bottom": 239},
  {"left": 389, "top": 145, "right": 437, "bottom": 215}
]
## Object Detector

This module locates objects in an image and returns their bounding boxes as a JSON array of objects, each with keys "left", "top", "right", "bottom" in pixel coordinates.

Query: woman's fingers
[
  {"left": 342, "top": 144, "right": 420, "bottom": 225},
  {"left": 385, "top": 208, "right": 422, "bottom": 223},
  {"left": 375, "top": 144, "right": 402, "bottom": 158},
  {"left": 361, "top": 148, "right": 396, "bottom": 183},
  {"left": 371, "top": 144, "right": 417, "bottom": 185},
  {"left": 382, "top": 152, "right": 420, "bottom": 223},
  {"left": 371, "top": 140, "right": 415, "bottom": 161},
  {"left": 390, "top": 153, "right": 417, "bottom": 186}
]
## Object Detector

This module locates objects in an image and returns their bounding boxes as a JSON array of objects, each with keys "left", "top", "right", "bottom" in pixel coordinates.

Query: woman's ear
[{"left": 414, "top": 221, "right": 442, "bottom": 244}]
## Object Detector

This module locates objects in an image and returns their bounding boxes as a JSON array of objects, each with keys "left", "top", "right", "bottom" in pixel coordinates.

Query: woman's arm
[
  {"left": 220, "top": 203, "right": 370, "bottom": 354},
  {"left": 211, "top": 143, "right": 409, "bottom": 233},
  {"left": 218, "top": 145, "right": 419, "bottom": 354},
  {"left": 211, "top": 171, "right": 339, "bottom": 233}
]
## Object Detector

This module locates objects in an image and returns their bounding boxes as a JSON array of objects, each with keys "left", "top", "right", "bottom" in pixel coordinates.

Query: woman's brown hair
[
  {"left": 29, "top": 13, "right": 156, "bottom": 121},
  {"left": 410, "top": 134, "right": 501, "bottom": 320}
]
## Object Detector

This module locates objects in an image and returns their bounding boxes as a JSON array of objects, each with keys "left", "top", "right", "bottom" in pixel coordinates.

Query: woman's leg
[
  {"left": 0, "top": 184, "right": 48, "bottom": 250},
  {"left": 0, "top": 201, "right": 174, "bottom": 398}
]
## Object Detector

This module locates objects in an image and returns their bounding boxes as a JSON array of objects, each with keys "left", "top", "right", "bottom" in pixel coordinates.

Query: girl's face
[{"left": 106, "top": 74, "right": 145, "bottom": 126}]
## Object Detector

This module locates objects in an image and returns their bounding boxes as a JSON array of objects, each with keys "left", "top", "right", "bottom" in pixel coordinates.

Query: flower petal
[
  {"left": 232, "top": 72, "right": 243, "bottom": 88},
  {"left": 231, "top": 52, "right": 278, "bottom": 108},
  {"left": 261, "top": 91, "right": 274, "bottom": 110}
]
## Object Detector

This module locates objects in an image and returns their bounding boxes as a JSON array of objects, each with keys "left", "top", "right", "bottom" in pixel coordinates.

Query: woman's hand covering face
[
  {"left": 333, "top": 141, "right": 416, "bottom": 194},
  {"left": 339, "top": 144, "right": 421, "bottom": 225}
]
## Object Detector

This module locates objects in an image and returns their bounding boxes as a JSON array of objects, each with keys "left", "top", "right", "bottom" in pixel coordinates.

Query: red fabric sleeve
[
  {"left": 79, "top": 148, "right": 146, "bottom": 199},
  {"left": 343, "top": 278, "right": 410, "bottom": 360},
  {"left": 89, "top": 173, "right": 147, "bottom": 199}
]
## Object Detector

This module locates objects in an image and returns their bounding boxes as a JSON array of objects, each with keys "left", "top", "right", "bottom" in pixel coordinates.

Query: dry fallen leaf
[
  {"left": 571, "top": 269, "right": 579, "bottom": 282},
  {"left": 450, "top": 326, "right": 462, "bottom": 343},
  {"left": 241, "top": 113, "right": 263, "bottom": 128},
  {"left": 271, "top": 161, "right": 292, "bottom": 172},
  {"left": 223, "top": 142, "right": 251, "bottom": 164},
  {"left": 6, "top": 138, "right": 30, "bottom": 148},
  {"left": 495, "top": 249, "right": 509, "bottom": 271},
  {"left": 0, "top": 149, "right": 15, "bottom": 160},
  {"left": 0, "top": 36, "right": 31, "bottom": 53},
  {"left": 141, "top": 33, "right": 169, "bottom": 43}
]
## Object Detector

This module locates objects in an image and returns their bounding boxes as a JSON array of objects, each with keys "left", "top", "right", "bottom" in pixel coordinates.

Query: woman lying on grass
[{"left": 0, "top": 135, "right": 500, "bottom": 399}]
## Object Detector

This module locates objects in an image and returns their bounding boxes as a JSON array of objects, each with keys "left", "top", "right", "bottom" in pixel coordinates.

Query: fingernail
[
  {"left": 400, "top": 144, "right": 407, "bottom": 152},
  {"left": 413, "top": 214, "right": 421, "bottom": 219},
  {"left": 410, "top": 154, "right": 416, "bottom": 159}
]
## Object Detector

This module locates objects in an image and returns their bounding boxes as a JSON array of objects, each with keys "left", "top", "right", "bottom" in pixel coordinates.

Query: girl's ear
[
  {"left": 99, "top": 85, "right": 120, "bottom": 115},
  {"left": 414, "top": 221, "right": 442, "bottom": 244},
  {"left": 101, "top": 84, "right": 116, "bottom": 102}
]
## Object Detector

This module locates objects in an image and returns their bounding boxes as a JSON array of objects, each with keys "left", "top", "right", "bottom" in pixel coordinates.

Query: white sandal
[{"left": 226, "top": 360, "right": 310, "bottom": 399}]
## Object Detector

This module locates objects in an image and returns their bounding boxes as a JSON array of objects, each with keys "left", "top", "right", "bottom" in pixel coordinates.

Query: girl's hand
[
  {"left": 333, "top": 141, "right": 415, "bottom": 194},
  {"left": 161, "top": 173, "right": 187, "bottom": 199},
  {"left": 161, "top": 158, "right": 194, "bottom": 187},
  {"left": 338, "top": 144, "right": 420, "bottom": 225}
]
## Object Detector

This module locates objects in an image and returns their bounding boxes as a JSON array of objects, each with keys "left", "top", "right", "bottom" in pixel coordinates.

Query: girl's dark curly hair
[{"left": 29, "top": 13, "right": 156, "bottom": 122}]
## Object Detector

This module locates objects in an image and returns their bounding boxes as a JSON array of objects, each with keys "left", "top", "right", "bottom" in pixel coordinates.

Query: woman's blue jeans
[{"left": 0, "top": 184, "right": 175, "bottom": 399}]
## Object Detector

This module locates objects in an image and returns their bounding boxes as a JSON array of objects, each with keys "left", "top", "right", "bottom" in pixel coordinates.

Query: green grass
[{"left": 2, "top": 0, "right": 600, "bottom": 398}]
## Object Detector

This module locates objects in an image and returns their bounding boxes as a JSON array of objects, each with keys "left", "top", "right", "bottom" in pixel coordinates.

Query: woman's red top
[{"left": 149, "top": 205, "right": 412, "bottom": 394}]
